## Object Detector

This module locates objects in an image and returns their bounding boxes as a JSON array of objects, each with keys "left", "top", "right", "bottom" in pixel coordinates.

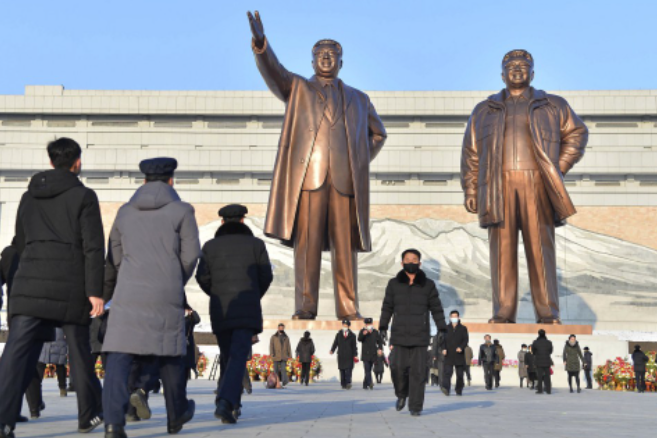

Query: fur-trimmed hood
[
  {"left": 395, "top": 268, "right": 428, "bottom": 286},
  {"left": 215, "top": 221, "right": 254, "bottom": 238}
]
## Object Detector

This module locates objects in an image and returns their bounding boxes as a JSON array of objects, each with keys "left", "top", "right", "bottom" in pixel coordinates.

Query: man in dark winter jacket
[
  {"left": 196, "top": 204, "right": 273, "bottom": 423},
  {"left": 358, "top": 318, "right": 383, "bottom": 390},
  {"left": 531, "top": 329, "right": 553, "bottom": 394},
  {"left": 331, "top": 320, "right": 358, "bottom": 389},
  {"left": 441, "top": 310, "right": 469, "bottom": 396},
  {"left": 295, "top": 331, "right": 316, "bottom": 385},
  {"left": 102, "top": 157, "right": 200, "bottom": 437},
  {"left": 582, "top": 347, "right": 593, "bottom": 389},
  {"left": 0, "top": 138, "right": 105, "bottom": 438},
  {"left": 478, "top": 335, "right": 498, "bottom": 390},
  {"left": 632, "top": 345, "right": 649, "bottom": 393},
  {"left": 379, "top": 249, "right": 447, "bottom": 416}
]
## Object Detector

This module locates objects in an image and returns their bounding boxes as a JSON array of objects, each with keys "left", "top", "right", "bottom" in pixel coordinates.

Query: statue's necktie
[{"left": 325, "top": 83, "right": 339, "bottom": 121}]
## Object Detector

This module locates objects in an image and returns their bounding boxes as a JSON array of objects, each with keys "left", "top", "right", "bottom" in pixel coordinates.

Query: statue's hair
[
  {"left": 312, "top": 39, "right": 342, "bottom": 55},
  {"left": 502, "top": 49, "right": 533, "bottom": 68}
]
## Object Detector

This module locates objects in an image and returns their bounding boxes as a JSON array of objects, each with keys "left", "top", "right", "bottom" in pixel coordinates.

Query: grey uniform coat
[{"left": 102, "top": 182, "right": 201, "bottom": 357}]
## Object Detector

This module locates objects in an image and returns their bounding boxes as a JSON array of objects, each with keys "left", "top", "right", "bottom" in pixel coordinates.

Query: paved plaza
[{"left": 11, "top": 379, "right": 650, "bottom": 438}]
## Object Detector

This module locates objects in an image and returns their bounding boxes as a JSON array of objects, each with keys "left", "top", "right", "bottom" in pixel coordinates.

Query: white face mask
[
  {"left": 367, "top": 325, "right": 373, "bottom": 331},
  {"left": 450, "top": 318, "right": 459, "bottom": 324},
  {"left": 343, "top": 328, "right": 349, "bottom": 333},
  {"left": 569, "top": 340, "right": 576, "bottom": 346}
]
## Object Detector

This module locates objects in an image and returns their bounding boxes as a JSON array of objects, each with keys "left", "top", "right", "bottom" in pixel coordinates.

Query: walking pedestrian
[
  {"left": 518, "top": 344, "right": 528, "bottom": 387},
  {"left": 632, "top": 345, "right": 649, "bottom": 393},
  {"left": 464, "top": 345, "right": 473, "bottom": 387},
  {"left": 563, "top": 334, "right": 584, "bottom": 393},
  {"left": 532, "top": 329, "right": 553, "bottom": 394},
  {"left": 330, "top": 320, "right": 358, "bottom": 389},
  {"left": 0, "top": 239, "right": 19, "bottom": 329},
  {"left": 583, "top": 347, "right": 593, "bottom": 389},
  {"left": 270, "top": 324, "right": 292, "bottom": 387},
  {"left": 478, "top": 335, "right": 498, "bottom": 390},
  {"left": 358, "top": 318, "right": 383, "bottom": 390},
  {"left": 379, "top": 249, "right": 447, "bottom": 416},
  {"left": 493, "top": 339, "right": 505, "bottom": 387},
  {"left": 196, "top": 203, "right": 273, "bottom": 423},
  {"left": 525, "top": 345, "right": 537, "bottom": 390},
  {"left": 374, "top": 350, "right": 389, "bottom": 384},
  {"left": 0, "top": 138, "right": 105, "bottom": 438},
  {"left": 441, "top": 310, "right": 469, "bottom": 396},
  {"left": 296, "top": 331, "right": 315, "bottom": 386},
  {"left": 102, "top": 157, "right": 200, "bottom": 437}
]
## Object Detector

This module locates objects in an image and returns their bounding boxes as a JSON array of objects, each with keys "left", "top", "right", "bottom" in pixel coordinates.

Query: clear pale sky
[{"left": 0, "top": 0, "right": 654, "bottom": 94}]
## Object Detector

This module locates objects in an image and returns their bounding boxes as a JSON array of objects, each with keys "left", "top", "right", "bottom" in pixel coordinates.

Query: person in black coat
[
  {"left": 374, "top": 350, "right": 389, "bottom": 384},
  {"left": 358, "top": 318, "right": 383, "bottom": 390},
  {"left": 330, "top": 320, "right": 358, "bottom": 389},
  {"left": 632, "top": 345, "right": 649, "bottom": 393},
  {"left": 525, "top": 346, "right": 537, "bottom": 390},
  {"left": 441, "top": 310, "right": 469, "bottom": 396},
  {"left": 295, "top": 331, "right": 316, "bottom": 386},
  {"left": 0, "top": 239, "right": 19, "bottom": 329},
  {"left": 583, "top": 347, "right": 593, "bottom": 389},
  {"left": 0, "top": 138, "right": 105, "bottom": 436},
  {"left": 478, "top": 335, "right": 498, "bottom": 390},
  {"left": 379, "top": 249, "right": 447, "bottom": 417},
  {"left": 531, "top": 329, "right": 554, "bottom": 394},
  {"left": 184, "top": 308, "right": 201, "bottom": 380},
  {"left": 196, "top": 204, "right": 273, "bottom": 424}
]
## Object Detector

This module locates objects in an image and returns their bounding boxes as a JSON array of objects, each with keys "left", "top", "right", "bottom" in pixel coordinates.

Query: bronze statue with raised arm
[
  {"left": 460, "top": 50, "right": 588, "bottom": 324},
  {"left": 247, "top": 11, "right": 387, "bottom": 321}
]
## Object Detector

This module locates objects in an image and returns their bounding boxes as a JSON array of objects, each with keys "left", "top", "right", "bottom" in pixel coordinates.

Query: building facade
[{"left": 1, "top": 85, "right": 656, "bottom": 329}]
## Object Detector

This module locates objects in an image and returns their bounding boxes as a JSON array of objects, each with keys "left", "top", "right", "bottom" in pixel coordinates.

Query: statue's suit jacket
[{"left": 252, "top": 37, "right": 387, "bottom": 251}]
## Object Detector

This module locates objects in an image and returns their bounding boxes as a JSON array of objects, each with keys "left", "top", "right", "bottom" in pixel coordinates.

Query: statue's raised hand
[{"left": 247, "top": 10, "right": 265, "bottom": 48}]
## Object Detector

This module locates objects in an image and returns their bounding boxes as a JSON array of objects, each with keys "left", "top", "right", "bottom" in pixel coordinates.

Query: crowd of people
[{"left": 0, "top": 138, "right": 647, "bottom": 438}]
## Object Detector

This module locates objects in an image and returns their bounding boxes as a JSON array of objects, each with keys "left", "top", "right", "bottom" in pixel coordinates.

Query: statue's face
[
  {"left": 501, "top": 57, "right": 534, "bottom": 89},
  {"left": 312, "top": 43, "right": 342, "bottom": 78}
]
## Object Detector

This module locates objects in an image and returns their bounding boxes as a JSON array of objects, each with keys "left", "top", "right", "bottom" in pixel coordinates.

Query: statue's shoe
[
  {"left": 291, "top": 311, "right": 316, "bottom": 320},
  {"left": 342, "top": 313, "right": 364, "bottom": 321}
]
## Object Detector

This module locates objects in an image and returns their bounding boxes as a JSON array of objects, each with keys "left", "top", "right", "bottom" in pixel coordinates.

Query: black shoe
[
  {"left": 79, "top": 415, "right": 104, "bottom": 433},
  {"left": 570, "top": 388, "right": 574, "bottom": 393},
  {"left": 486, "top": 386, "right": 492, "bottom": 390},
  {"left": 130, "top": 389, "right": 152, "bottom": 420},
  {"left": 395, "top": 398, "right": 406, "bottom": 412},
  {"left": 410, "top": 411, "right": 421, "bottom": 417},
  {"left": 246, "top": 387, "right": 253, "bottom": 394},
  {"left": 215, "top": 399, "right": 236, "bottom": 424},
  {"left": 577, "top": 388, "right": 581, "bottom": 393},
  {"left": 441, "top": 387, "right": 450, "bottom": 396},
  {"left": 546, "top": 390, "right": 551, "bottom": 395},
  {"left": 125, "top": 413, "right": 140, "bottom": 423},
  {"left": 30, "top": 410, "right": 40, "bottom": 419},
  {"left": 456, "top": 391, "right": 462, "bottom": 396},
  {"left": 232, "top": 408, "right": 242, "bottom": 420},
  {"left": 0, "top": 425, "right": 15, "bottom": 438},
  {"left": 535, "top": 390, "right": 543, "bottom": 394},
  {"left": 105, "top": 424, "right": 127, "bottom": 438},
  {"left": 67, "top": 386, "right": 76, "bottom": 392},
  {"left": 305, "top": 381, "right": 309, "bottom": 386},
  {"left": 16, "top": 416, "right": 28, "bottom": 423},
  {"left": 168, "top": 399, "right": 195, "bottom": 434}
]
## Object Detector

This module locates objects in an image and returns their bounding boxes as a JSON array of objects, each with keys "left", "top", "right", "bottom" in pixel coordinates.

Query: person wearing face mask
[
  {"left": 270, "top": 324, "right": 292, "bottom": 388},
  {"left": 562, "top": 334, "right": 584, "bottom": 393},
  {"left": 358, "top": 318, "right": 383, "bottom": 390},
  {"left": 478, "top": 335, "right": 498, "bottom": 390},
  {"left": 330, "top": 320, "right": 358, "bottom": 389},
  {"left": 518, "top": 344, "right": 529, "bottom": 388},
  {"left": 295, "top": 331, "right": 316, "bottom": 386},
  {"left": 379, "top": 249, "right": 447, "bottom": 417},
  {"left": 441, "top": 310, "right": 469, "bottom": 396}
]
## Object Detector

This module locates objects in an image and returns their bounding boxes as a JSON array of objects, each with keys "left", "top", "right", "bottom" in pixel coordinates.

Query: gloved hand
[{"left": 380, "top": 329, "right": 388, "bottom": 343}]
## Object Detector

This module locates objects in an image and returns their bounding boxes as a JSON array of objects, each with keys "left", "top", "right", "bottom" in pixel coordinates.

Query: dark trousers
[
  {"left": 0, "top": 315, "right": 102, "bottom": 429},
  {"left": 24, "top": 362, "right": 68, "bottom": 414},
  {"left": 567, "top": 370, "right": 580, "bottom": 390},
  {"left": 536, "top": 366, "right": 552, "bottom": 393},
  {"left": 390, "top": 346, "right": 427, "bottom": 412},
  {"left": 375, "top": 372, "right": 384, "bottom": 383},
  {"left": 216, "top": 329, "right": 253, "bottom": 409},
  {"left": 339, "top": 368, "right": 353, "bottom": 387},
  {"left": 635, "top": 371, "right": 646, "bottom": 392},
  {"left": 300, "top": 362, "right": 311, "bottom": 384},
  {"left": 464, "top": 365, "right": 471, "bottom": 381},
  {"left": 493, "top": 369, "right": 501, "bottom": 387},
  {"left": 482, "top": 362, "right": 495, "bottom": 389},
  {"left": 583, "top": 368, "right": 592, "bottom": 388},
  {"left": 442, "top": 363, "right": 464, "bottom": 394},
  {"left": 103, "top": 353, "right": 188, "bottom": 428},
  {"left": 362, "top": 360, "right": 374, "bottom": 387},
  {"left": 528, "top": 371, "right": 537, "bottom": 387},
  {"left": 273, "top": 361, "right": 289, "bottom": 386}
]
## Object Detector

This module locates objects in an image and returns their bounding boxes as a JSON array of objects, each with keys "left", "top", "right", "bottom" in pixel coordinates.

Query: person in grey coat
[{"left": 101, "top": 158, "right": 201, "bottom": 438}]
